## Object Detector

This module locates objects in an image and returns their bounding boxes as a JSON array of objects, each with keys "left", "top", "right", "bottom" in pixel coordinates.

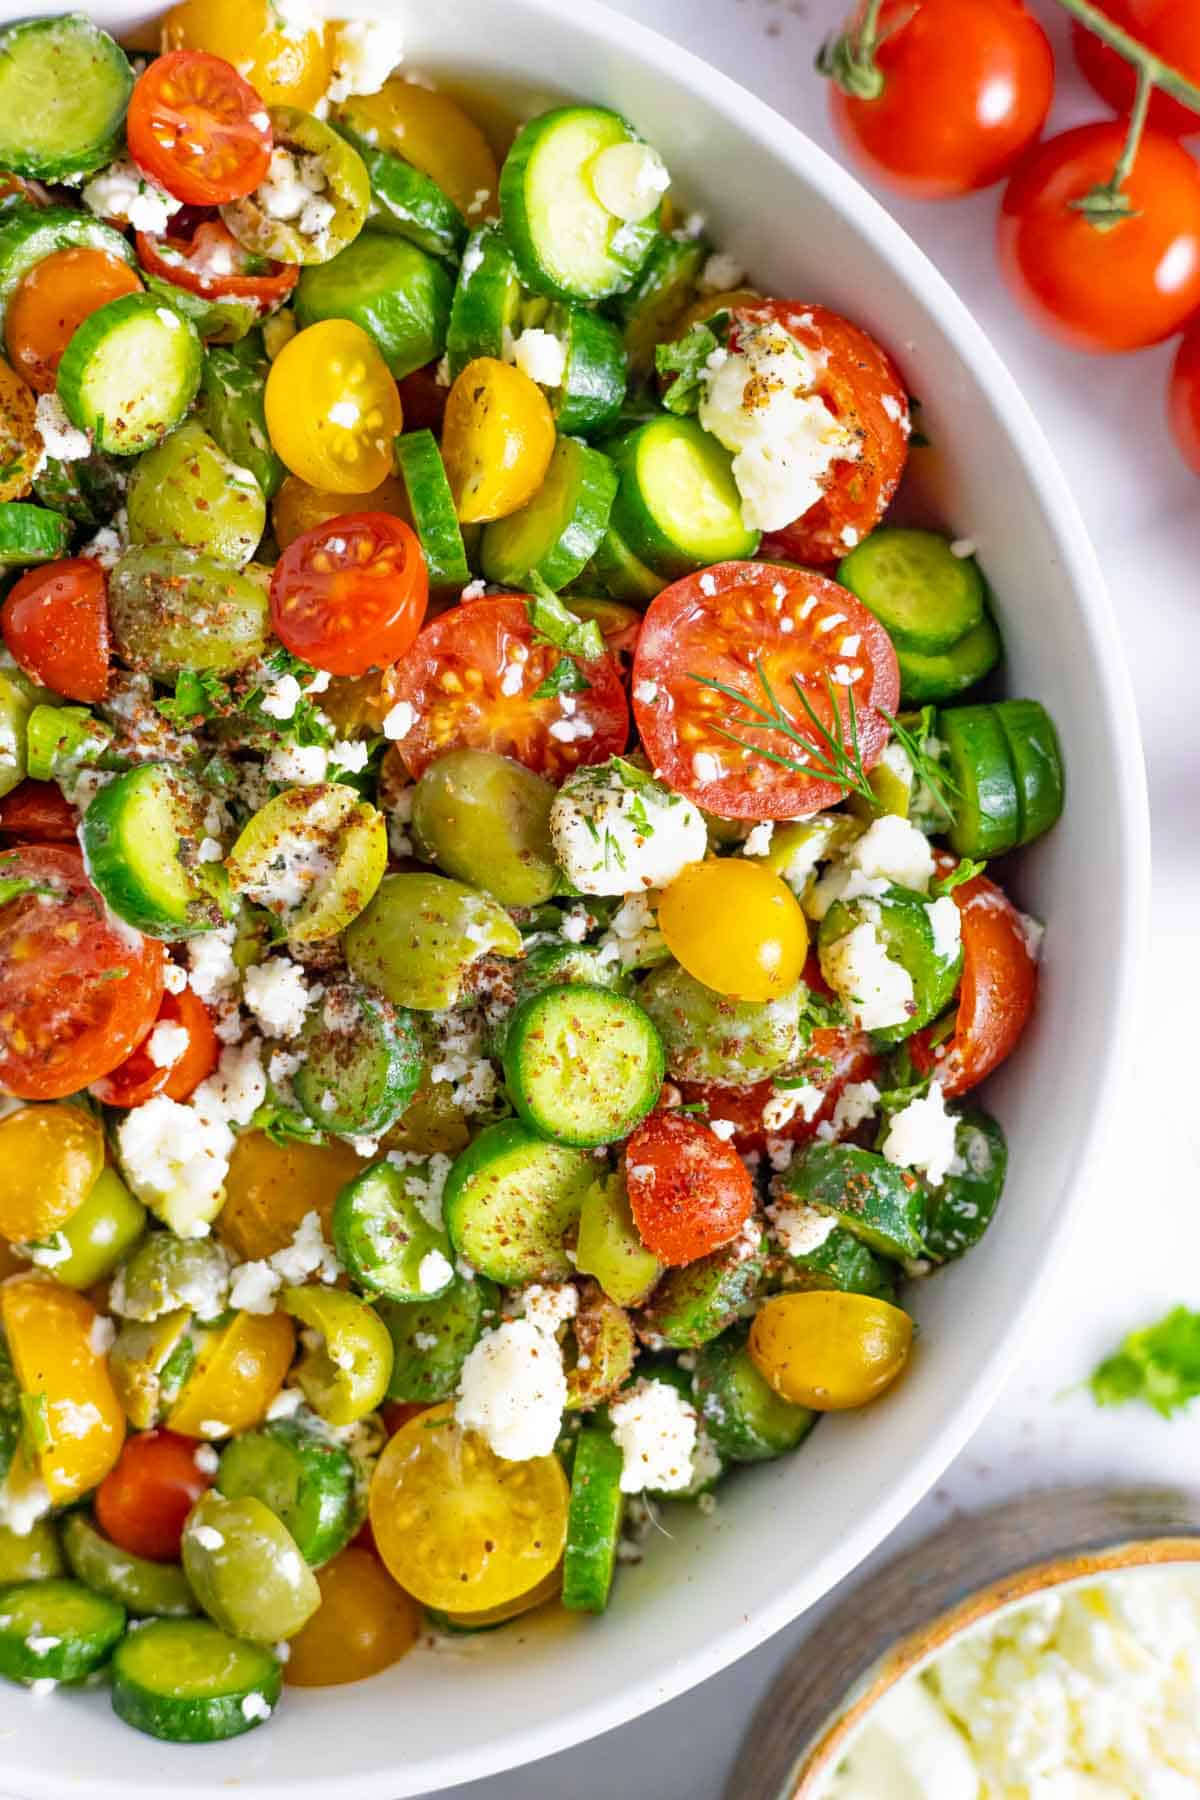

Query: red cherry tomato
[
  {"left": 395, "top": 363, "right": 449, "bottom": 436},
  {"left": 631, "top": 562, "right": 899, "bottom": 820},
  {"left": 1, "top": 558, "right": 111, "bottom": 703},
  {"left": 910, "top": 858, "right": 1037, "bottom": 1097},
  {"left": 385, "top": 595, "right": 629, "bottom": 781},
  {"left": 1169, "top": 322, "right": 1200, "bottom": 473},
  {"left": 270, "top": 512, "right": 429, "bottom": 676},
  {"left": 91, "top": 985, "right": 219, "bottom": 1108},
  {"left": 94, "top": 1428, "right": 215, "bottom": 1563},
  {"left": 743, "top": 302, "right": 909, "bottom": 566},
  {"left": 1074, "top": 0, "right": 1200, "bottom": 137},
  {"left": 998, "top": 124, "right": 1200, "bottom": 353},
  {"left": 678, "top": 1026, "right": 881, "bottom": 1158},
  {"left": 828, "top": 0, "right": 1054, "bottom": 200},
  {"left": 5, "top": 247, "right": 143, "bottom": 393},
  {"left": 136, "top": 215, "right": 298, "bottom": 309},
  {"left": 0, "top": 846, "right": 165, "bottom": 1099},
  {"left": 0, "top": 781, "right": 78, "bottom": 843},
  {"left": 624, "top": 1111, "right": 754, "bottom": 1266},
  {"left": 125, "top": 50, "right": 272, "bottom": 206}
]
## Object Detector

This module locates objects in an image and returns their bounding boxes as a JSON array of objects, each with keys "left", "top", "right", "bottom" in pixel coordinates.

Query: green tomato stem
[
  {"left": 1052, "top": 0, "right": 1200, "bottom": 115},
  {"left": 1070, "top": 60, "right": 1152, "bottom": 229},
  {"left": 816, "top": 0, "right": 889, "bottom": 102}
]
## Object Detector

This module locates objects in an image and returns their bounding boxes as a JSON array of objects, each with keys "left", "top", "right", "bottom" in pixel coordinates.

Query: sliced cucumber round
[
  {"left": 217, "top": 1418, "right": 357, "bottom": 1566},
  {"left": 81, "top": 762, "right": 229, "bottom": 940},
  {"left": 777, "top": 1221, "right": 898, "bottom": 1303},
  {"left": 335, "top": 123, "right": 467, "bottom": 261},
  {"left": 609, "top": 414, "right": 758, "bottom": 577},
  {"left": 589, "top": 517, "right": 666, "bottom": 604},
  {"left": 480, "top": 436, "right": 617, "bottom": 592},
  {"left": 446, "top": 224, "right": 522, "bottom": 377},
  {"left": 922, "top": 1109, "right": 1007, "bottom": 1263},
  {"left": 0, "top": 1578, "right": 125, "bottom": 1685},
  {"left": 638, "top": 1225, "right": 768, "bottom": 1351},
  {"left": 819, "top": 883, "right": 963, "bottom": 1046},
  {"left": 0, "top": 15, "right": 133, "bottom": 182},
  {"left": 61, "top": 1512, "right": 197, "bottom": 1618},
  {"left": 779, "top": 1142, "right": 926, "bottom": 1262},
  {"left": 0, "top": 206, "right": 135, "bottom": 326},
  {"left": 333, "top": 1158, "right": 456, "bottom": 1303},
  {"left": 293, "top": 980, "right": 424, "bottom": 1137},
  {"left": 938, "top": 704, "right": 1022, "bottom": 859},
  {"left": 562, "top": 1426, "right": 624, "bottom": 1613},
  {"left": 443, "top": 1118, "right": 595, "bottom": 1283},
  {"left": 838, "top": 528, "right": 985, "bottom": 655},
  {"left": 110, "top": 1617, "right": 282, "bottom": 1743},
  {"left": 295, "top": 231, "right": 452, "bottom": 379},
  {"left": 503, "top": 982, "right": 664, "bottom": 1148},
  {"left": 395, "top": 427, "right": 471, "bottom": 587},
  {"left": 992, "top": 697, "right": 1064, "bottom": 847},
  {"left": 693, "top": 1325, "right": 815, "bottom": 1463},
  {"left": 550, "top": 304, "right": 628, "bottom": 436},
  {"left": 380, "top": 1270, "right": 500, "bottom": 1404},
  {"left": 898, "top": 611, "right": 1002, "bottom": 706},
  {"left": 57, "top": 292, "right": 203, "bottom": 456},
  {"left": 0, "top": 502, "right": 72, "bottom": 570}
]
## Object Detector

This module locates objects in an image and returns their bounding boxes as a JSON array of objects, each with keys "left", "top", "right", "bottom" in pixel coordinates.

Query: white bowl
[{"left": 1, "top": 2, "right": 1148, "bottom": 1795}]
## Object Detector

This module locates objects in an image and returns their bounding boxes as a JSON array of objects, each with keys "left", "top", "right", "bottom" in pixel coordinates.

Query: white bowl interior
[{"left": 0, "top": 1, "right": 1147, "bottom": 1795}]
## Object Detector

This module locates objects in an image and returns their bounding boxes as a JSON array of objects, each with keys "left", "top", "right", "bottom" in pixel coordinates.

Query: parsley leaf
[
  {"left": 251, "top": 1099, "right": 326, "bottom": 1148},
  {"left": 1090, "top": 1306, "right": 1200, "bottom": 1418},
  {"left": 933, "top": 857, "right": 985, "bottom": 898},
  {"left": 532, "top": 657, "right": 591, "bottom": 701},
  {"left": 525, "top": 576, "right": 605, "bottom": 661},
  {"left": 156, "top": 668, "right": 230, "bottom": 726},
  {"left": 655, "top": 313, "right": 730, "bottom": 416}
]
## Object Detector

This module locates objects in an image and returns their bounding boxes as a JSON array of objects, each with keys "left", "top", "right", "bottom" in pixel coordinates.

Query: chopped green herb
[
  {"left": 1090, "top": 1306, "right": 1200, "bottom": 1418},
  {"left": 156, "top": 668, "right": 230, "bottom": 726},
  {"left": 933, "top": 857, "right": 985, "bottom": 898},
  {"left": 532, "top": 657, "right": 591, "bottom": 701},
  {"left": 526, "top": 576, "right": 605, "bottom": 660},
  {"left": 655, "top": 313, "right": 729, "bottom": 416}
]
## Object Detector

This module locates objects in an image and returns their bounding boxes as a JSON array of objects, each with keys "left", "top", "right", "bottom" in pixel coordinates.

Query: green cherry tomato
[
  {"left": 343, "top": 872, "right": 522, "bottom": 1010},
  {"left": 280, "top": 1286, "right": 393, "bottom": 1425},
  {"left": 182, "top": 1490, "right": 320, "bottom": 1641}
]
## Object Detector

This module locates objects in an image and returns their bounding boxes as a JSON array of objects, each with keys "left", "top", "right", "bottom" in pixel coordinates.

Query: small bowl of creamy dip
[{"left": 732, "top": 1487, "right": 1200, "bottom": 1800}]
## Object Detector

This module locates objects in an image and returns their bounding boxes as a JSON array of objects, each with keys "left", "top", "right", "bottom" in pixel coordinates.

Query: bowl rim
[{"left": 0, "top": 0, "right": 1151, "bottom": 1792}]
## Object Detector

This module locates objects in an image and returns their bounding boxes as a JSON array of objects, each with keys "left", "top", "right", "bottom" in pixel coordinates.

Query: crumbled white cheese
[
  {"left": 257, "top": 147, "right": 326, "bottom": 225},
  {"left": 849, "top": 814, "right": 935, "bottom": 894},
  {"left": 191, "top": 1039, "right": 267, "bottom": 1130},
  {"left": 881, "top": 1081, "right": 958, "bottom": 1187},
  {"left": 709, "top": 1118, "right": 738, "bottom": 1142},
  {"left": 508, "top": 327, "right": 567, "bottom": 389},
  {"left": 822, "top": 919, "right": 915, "bottom": 1033},
  {"left": 265, "top": 742, "right": 328, "bottom": 786},
  {"left": 259, "top": 672, "right": 301, "bottom": 721},
  {"left": 329, "top": 737, "right": 369, "bottom": 775},
  {"left": 242, "top": 957, "right": 313, "bottom": 1039},
  {"left": 558, "top": 904, "right": 591, "bottom": 944},
  {"left": 456, "top": 1319, "right": 567, "bottom": 1461},
  {"left": 240, "top": 1691, "right": 273, "bottom": 1723},
  {"left": 742, "top": 821, "right": 775, "bottom": 857},
  {"left": 831, "top": 1079, "right": 881, "bottom": 1136},
  {"left": 33, "top": 391, "right": 91, "bottom": 466},
  {"left": 116, "top": 1094, "right": 233, "bottom": 1236},
  {"left": 418, "top": 1249, "right": 454, "bottom": 1295},
  {"left": 928, "top": 894, "right": 963, "bottom": 964},
  {"left": 522, "top": 1282, "right": 579, "bottom": 1337},
  {"left": 549, "top": 759, "right": 707, "bottom": 895},
  {"left": 186, "top": 923, "right": 239, "bottom": 1005},
  {"left": 88, "top": 1315, "right": 116, "bottom": 1356},
  {"left": 382, "top": 701, "right": 417, "bottom": 741},
  {"left": 269, "top": 1210, "right": 342, "bottom": 1286},
  {"left": 768, "top": 1199, "right": 839, "bottom": 1257},
  {"left": 698, "top": 250, "right": 745, "bottom": 293},
  {"left": 610, "top": 1378, "right": 698, "bottom": 1494},
  {"left": 228, "top": 1258, "right": 282, "bottom": 1316},
  {"left": 0, "top": 1461, "right": 51, "bottom": 1536},
  {"left": 324, "top": 16, "right": 405, "bottom": 103},
  {"left": 82, "top": 158, "right": 181, "bottom": 233},
  {"left": 193, "top": 1443, "right": 220, "bottom": 1476},
  {"left": 146, "top": 1020, "right": 189, "bottom": 1069},
  {"left": 163, "top": 962, "right": 188, "bottom": 996}
]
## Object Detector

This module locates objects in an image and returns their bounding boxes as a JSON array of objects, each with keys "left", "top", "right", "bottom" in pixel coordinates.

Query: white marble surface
[{"left": 441, "top": 1, "right": 1200, "bottom": 1794}]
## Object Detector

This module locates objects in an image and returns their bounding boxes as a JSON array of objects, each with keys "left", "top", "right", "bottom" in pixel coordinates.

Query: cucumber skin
[
  {"left": 110, "top": 1619, "right": 282, "bottom": 1743},
  {"left": 56, "top": 292, "right": 203, "bottom": 456},
  {"left": 442, "top": 1119, "right": 593, "bottom": 1284},
  {"left": 335, "top": 124, "right": 467, "bottom": 262},
  {"left": 837, "top": 528, "right": 985, "bottom": 657},
  {"left": 616, "top": 234, "right": 708, "bottom": 376},
  {"left": 638, "top": 1226, "right": 768, "bottom": 1351},
  {"left": 609, "top": 416, "right": 757, "bottom": 577},
  {"left": 0, "top": 206, "right": 134, "bottom": 324},
  {"left": 553, "top": 307, "right": 628, "bottom": 436},
  {"left": 0, "top": 503, "right": 72, "bottom": 570},
  {"left": 922, "top": 1110, "right": 1007, "bottom": 1263},
  {"left": 0, "top": 17, "right": 133, "bottom": 183},
  {"left": 479, "top": 438, "right": 618, "bottom": 594},
  {"left": 381, "top": 1272, "right": 500, "bottom": 1404},
  {"left": 502, "top": 982, "right": 664, "bottom": 1148},
  {"left": 898, "top": 612, "right": 1002, "bottom": 706},
  {"left": 445, "top": 225, "right": 521, "bottom": 377},
  {"left": 779, "top": 1143, "right": 926, "bottom": 1262},
  {"left": 296, "top": 232, "right": 452, "bottom": 379},
  {"left": 562, "top": 1427, "right": 624, "bottom": 1614},
  {"left": 80, "top": 763, "right": 223, "bottom": 940},
  {"left": 217, "top": 1420, "right": 357, "bottom": 1567},
  {"left": 394, "top": 428, "right": 471, "bottom": 587},
  {"left": 293, "top": 989, "right": 423, "bottom": 1137},
  {"left": 0, "top": 1579, "right": 126, "bottom": 1684},
  {"left": 61, "top": 1512, "right": 197, "bottom": 1618},
  {"left": 992, "top": 698, "right": 1064, "bottom": 847},
  {"left": 939, "top": 705, "right": 1021, "bottom": 860},
  {"left": 692, "top": 1326, "right": 815, "bottom": 1463}
]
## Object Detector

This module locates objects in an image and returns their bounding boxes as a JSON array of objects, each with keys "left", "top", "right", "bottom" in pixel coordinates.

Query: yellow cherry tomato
[
  {"left": 335, "top": 79, "right": 499, "bottom": 217},
  {"left": 658, "top": 859, "right": 807, "bottom": 1001},
  {"left": 280, "top": 1285, "right": 393, "bottom": 1426},
  {"left": 369, "top": 1402, "right": 569, "bottom": 1612},
  {"left": 265, "top": 320, "right": 403, "bottom": 495},
  {"left": 748, "top": 1291, "right": 913, "bottom": 1412},
  {"left": 673, "top": 287, "right": 762, "bottom": 338},
  {"left": 161, "top": 0, "right": 332, "bottom": 109},
  {"left": 0, "top": 1276, "right": 125, "bottom": 1502},
  {"left": 441, "top": 357, "right": 555, "bottom": 524},
  {"left": 285, "top": 1546, "right": 421, "bottom": 1687},
  {"left": 217, "top": 1130, "right": 366, "bottom": 1261},
  {"left": 271, "top": 471, "right": 412, "bottom": 552},
  {"left": 0, "top": 1103, "right": 106, "bottom": 1243},
  {"left": 167, "top": 1308, "right": 295, "bottom": 1439},
  {"left": 440, "top": 1563, "right": 562, "bottom": 1630}
]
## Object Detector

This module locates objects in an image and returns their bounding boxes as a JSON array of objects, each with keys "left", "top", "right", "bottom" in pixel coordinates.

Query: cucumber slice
[
  {"left": 500, "top": 107, "right": 662, "bottom": 302},
  {"left": 480, "top": 436, "right": 617, "bottom": 591},
  {"left": 992, "top": 698, "right": 1064, "bottom": 847},
  {"left": 199, "top": 336, "right": 287, "bottom": 503},
  {"left": 484, "top": 940, "right": 633, "bottom": 1058},
  {"left": 0, "top": 1517, "right": 64, "bottom": 1587},
  {"left": 693, "top": 1326, "right": 815, "bottom": 1463},
  {"left": 445, "top": 225, "right": 522, "bottom": 377},
  {"left": 379, "top": 1270, "right": 500, "bottom": 1404},
  {"left": 898, "top": 611, "right": 1002, "bottom": 706},
  {"left": 81, "top": 762, "right": 229, "bottom": 939},
  {"left": 609, "top": 415, "right": 758, "bottom": 577},
  {"left": 395, "top": 428, "right": 470, "bottom": 586},
  {"left": 778, "top": 1143, "right": 926, "bottom": 1261},
  {"left": 922, "top": 1109, "right": 1007, "bottom": 1263},
  {"left": 57, "top": 293, "right": 203, "bottom": 456},
  {"left": 938, "top": 704, "right": 1021, "bottom": 858},
  {"left": 0, "top": 15, "right": 133, "bottom": 182},
  {"left": 292, "top": 980, "right": 424, "bottom": 1137},
  {"left": 61, "top": 1512, "right": 197, "bottom": 1618},
  {"left": 33, "top": 450, "right": 125, "bottom": 531},
  {"left": 443, "top": 1119, "right": 595, "bottom": 1283},
  {"left": 550, "top": 305, "right": 628, "bottom": 436},
  {"left": 335, "top": 124, "right": 467, "bottom": 261},
  {"left": 589, "top": 517, "right": 666, "bottom": 604},
  {"left": 616, "top": 234, "right": 708, "bottom": 376},
  {"left": 110, "top": 1617, "right": 281, "bottom": 1743},
  {"left": 838, "top": 528, "right": 985, "bottom": 655},
  {"left": 0, "top": 1335, "right": 20, "bottom": 1486},
  {"left": 295, "top": 231, "right": 452, "bottom": 380},
  {"left": 0, "top": 1578, "right": 125, "bottom": 1685},
  {"left": 0, "top": 206, "right": 135, "bottom": 327},
  {"left": 217, "top": 1419, "right": 357, "bottom": 1566},
  {"left": 777, "top": 1221, "right": 898, "bottom": 1302},
  {"left": 502, "top": 982, "right": 664, "bottom": 1147},
  {"left": 638, "top": 1224, "right": 767, "bottom": 1350},
  {"left": 819, "top": 884, "right": 963, "bottom": 1046},
  {"left": 0, "top": 502, "right": 71, "bottom": 570},
  {"left": 561, "top": 1427, "right": 624, "bottom": 1613},
  {"left": 333, "top": 1159, "right": 456, "bottom": 1303},
  {"left": 141, "top": 272, "right": 261, "bottom": 348}
]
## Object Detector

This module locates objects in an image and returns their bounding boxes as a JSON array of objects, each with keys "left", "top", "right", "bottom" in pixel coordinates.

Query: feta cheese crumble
[
  {"left": 509, "top": 327, "right": 567, "bottom": 389},
  {"left": 609, "top": 1378, "right": 698, "bottom": 1494},
  {"left": 325, "top": 16, "right": 405, "bottom": 103},
  {"left": 549, "top": 759, "right": 707, "bottom": 895},
  {"left": 822, "top": 919, "right": 915, "bottom": 1033},
  {"left": 455, "top": 1318, "right": 567, "bottom": 1461},
  {"left": 881, "top": 1081, "right": 958, "bottom": 1187},
  {"left": 242, "top": 957, "right": 314, "bottom": 1039},
  {"left": 33, "top": 391, "right": 91, "bottom": 466},
  {"left": 82, "top": 159, "right": 181, "bottom": 234}
]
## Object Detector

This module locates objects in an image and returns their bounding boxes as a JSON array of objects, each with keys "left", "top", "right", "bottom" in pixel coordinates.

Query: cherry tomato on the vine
[
  {"left": 998, "top": 123, "right": 1200, "bottom": 352},
  {"left": 1074, "top": 0, "right": 1200, "bottom": 137},
  {"left": 828, "top": 0, "right": 1054, "bottom": 200},
  {"left": 125, "top": 50, "right": 272, "bottom": 206},
  {"left": 1, "top": 557, "right": 111, "bottom": 703},
  {"left": 95, "top": 1429, "right": 215, "bottom": 1562},
  {"left": 270, "top": 512, "right": 428, "bottom": 675}
]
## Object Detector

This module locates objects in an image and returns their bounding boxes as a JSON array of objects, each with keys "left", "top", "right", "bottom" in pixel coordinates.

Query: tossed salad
[{"left": 0, "top": 3, "right": 1063, "bottom": 1744}]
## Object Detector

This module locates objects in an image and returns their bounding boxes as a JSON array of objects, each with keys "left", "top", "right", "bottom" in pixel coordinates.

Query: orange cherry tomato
[
  {"left": 624, "top": 1111, "right": 754, "bottom": 1267},
  {"left": 95, "top": 1428, "right": 215, "bottom": 1562},
  {"left": 285, "top": 1547, "right": 421, "bottom": 1687},
  {"left": 136, "top": 217, "right": 298, "bottom": 310},
  {"left": 1169, "top": 321, "right": 1200, "bottom": 475},
  {"left": 998, "top": 123, "right": 1200, "bottom": 353},
  {"left": 0, "top": 780, "right": 78, "bottom": 843},
  {"left": 1, "top": 557, "right": 111, "bottom": 704},
  {"left": 0, "top": 1276, "right": 125, "bottom": 1503},
  {"left": 216, "top": 1131, "right": 367, "bottom": 1261},
  {"left": 910, "top": 857, "right": 1037, "bottom": 1097},
  {"left": 828, "top": 0, "right": 1054, "bottom": 200},
  {"left": 125, "top": 50, "right": 272, "bottom": 205},
  {"left": 1074, "top": 0, "right": 1200, "bottom": 137},
  {"left": 90, "top": 985, "right": 219, "bottom": 1108},
  {"left": 270, "top": 512, "right": 428, "bottom": 676},
  {"left": 5, "top": 247, "right": 142, "bottom": 393},
  {"left": 0, "top": 846, "right": 164, "bottom": 1100}
]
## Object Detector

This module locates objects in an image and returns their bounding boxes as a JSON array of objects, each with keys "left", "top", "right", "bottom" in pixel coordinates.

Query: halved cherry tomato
[
  {"left": 1074, "top": 0, "right": 1200, "bottom": 137},
  {"left": 744, "top": 303, "right": 909, "bottom": 565},
  {"left": 631, "top": 563, "right": 899, "bottom": 820},
  {"left": 910, "top": 856, "right": 1037, "bottom": 1097},
  {"left": 0, "top": 845, "right": 165, "bottom": 1099},
  {"left": 659, "top": 859, "right": 808, "bottom": 1001},
  {"left": 272, "top": 472, "right": 411, "bottom": 552},
  {"left": 91, "top": 984, "right": 219, "bottom": 1108},
  {"left": 1, "top": 557, "right": 111, "bottom": 703},
  {"left": 95, "top": 1428, "right": 215, "bottom": 1562},
  {"left": 265, "top": 320, "right": 403, "bottom": 495},
  {"left": 1, "top": 1276, "right": 126, "bottom": 1502},
  {"left": 285, "top": 1546, "right": 421, "bottom": 1687},
  {"left": 160, "top": 0, "right": 332, "bottom": 112},
  {"left": 385, "top": 595, "right": 629, "bottom": 781},
  {"left": 624, "top": 1111, "right": 754, "bottom": 1267},
  {"left": 749, "top": 1290, "right": 912, "bottom": 1410},
  {"left": 441, "top": 357, "right": 555, "bottom": 524},
  {"left": 270, "top": 512, "right": 428, "bottom": 676},
  {"left": 828, "top": 0, "right": 1054, "bottom": 201},
  {"left": 1169, "top": 322, "right": 1200, "bottom": 475},
  {"left": 998, "top": 124, "right": 1200, "bottom": 353},
  {"left": 0, "top": 780, "right": 77, "bottom": 843},
  {"left": 136, "top": 215, "right": 298, "bottom": 308},
  {"left": 678, "top": 1025, "right": 880, "bottom": 1156},
  {"left": 5, "top": 248, "right": 142, "bottom": 394},
  {"left": 126, "top": 50, "right": 272, "bottom": 206}
]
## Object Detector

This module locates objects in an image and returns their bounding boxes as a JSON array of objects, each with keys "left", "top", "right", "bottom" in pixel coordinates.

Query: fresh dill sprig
[
  {"left": 688, "top": 659, "right": 878, "bottom": 804},
  {"left": 882, "top": 707, "right": 960, "bottom": 824}
]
